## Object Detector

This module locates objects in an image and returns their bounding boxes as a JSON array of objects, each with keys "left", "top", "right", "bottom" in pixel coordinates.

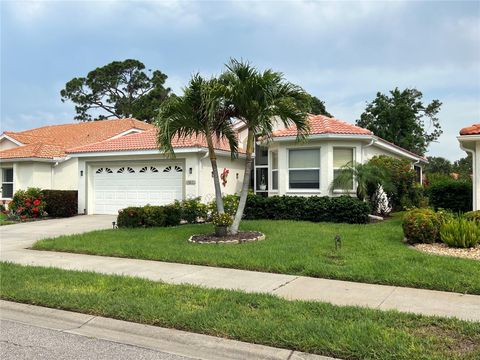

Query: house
[
  {"left": 238, "top": 115, "right": 426, "bottom": 197},
  {"left": 1, "top": 115, "right": 426, "bottom": 215},
  {"left": 458, "top": 123, "right": 480, "bottom": 211}
]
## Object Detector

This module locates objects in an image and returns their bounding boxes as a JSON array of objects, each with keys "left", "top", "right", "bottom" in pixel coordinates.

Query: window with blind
[
  {"left": 333, "top": 148, "right": 354, "bottom": 190},
  {"left": 1, "top": 168, "right": 14, "bottom": 199},
  {"left": 288, "top": 148, "right": 320, "bottom": 189}
]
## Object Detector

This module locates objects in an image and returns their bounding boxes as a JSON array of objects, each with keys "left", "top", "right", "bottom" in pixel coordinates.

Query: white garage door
[{"left": 93, "top": 162, "right": 184, "bottom": 214}]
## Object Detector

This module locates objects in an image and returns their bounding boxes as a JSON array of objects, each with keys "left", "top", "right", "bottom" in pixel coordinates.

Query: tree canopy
[
  {"left": 425, "top": 156, "right": 453, "bottom": 175},
  {"left": 356, "top": 88, "right": 442, "bottom": 155},
  {"left": 61, "top": 59, "right": 172, "bottom": 122},
  {"left": 306, "top": 95, "right": 332, "bottom": 117},
  {"left": 453, "top": 154, "right": 473, "bottom": 176}
]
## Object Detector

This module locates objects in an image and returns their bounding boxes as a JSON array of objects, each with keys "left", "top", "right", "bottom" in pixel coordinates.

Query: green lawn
[
  {"left": 33, "top": 217, "right": 480, "bottom": 294},
  {"left": 1, "top": 262, "right": 479, "bottom": 360},
  {"left": 0, "top": 213, "right": 14, "bottom": 226}
]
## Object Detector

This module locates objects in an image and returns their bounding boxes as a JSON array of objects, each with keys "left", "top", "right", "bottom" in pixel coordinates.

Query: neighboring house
[
  {"left": 458, "top": 123, "right": 480, "bottom": 211},
  {"left": 1, "top": 115, "right": 426, "bottom": 215}
]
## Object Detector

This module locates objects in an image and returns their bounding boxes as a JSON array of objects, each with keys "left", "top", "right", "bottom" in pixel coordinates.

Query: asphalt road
[{"left": 0, "top": 319, "right": 194, "bottom": 360}]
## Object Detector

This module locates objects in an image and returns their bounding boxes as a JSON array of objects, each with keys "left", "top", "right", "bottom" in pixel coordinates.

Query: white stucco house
[
  {"left": 458, "top": 123, "right": 480, "bottom": 211},
  {"left": 1, "top": 115, "right": 426, "bottom": 215}
]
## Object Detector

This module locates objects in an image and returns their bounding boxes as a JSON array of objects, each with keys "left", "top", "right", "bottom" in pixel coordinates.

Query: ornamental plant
[
  {"left": 220, "top": 168, "right": 230, "bottom": 187},
  {"left": 211, "top": 212, "right": 233, "bottom": 227},
  {"left": 440, "top": 217, "right": 480, "bottom": 248},
  {"left": 371, "top": 185, "right": 392, "bottom": 217},
  {"left": 8, "top": 188, "right": 47, "bottom": 220}
]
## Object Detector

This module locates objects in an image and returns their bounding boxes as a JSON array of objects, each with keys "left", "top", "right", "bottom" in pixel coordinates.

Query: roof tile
[
  {"left": 272, "top": 114, "right": 372, "bottom": 137},
  {"left": 67, "top": 128, "right": 242, "bottom": 154},
  {"left": 460, "top": 124, "right": 480, "bottom": 135},
  {"left": 1, "top": 118, "right": 153, "bottom": 160}
]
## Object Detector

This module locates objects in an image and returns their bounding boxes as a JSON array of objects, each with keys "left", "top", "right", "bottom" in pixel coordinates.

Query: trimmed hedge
[
  {"left": 117, "top": 205, "right": 181, "bottom": 228},
  {"left": 425, "top": 179, "right": 472, "bottom": 213},
  {"left": 243, "top": 194, "right": 370, "bottom": 224},
  {"left": 43, "top": 190, "right": 78, "bottom": 218}
]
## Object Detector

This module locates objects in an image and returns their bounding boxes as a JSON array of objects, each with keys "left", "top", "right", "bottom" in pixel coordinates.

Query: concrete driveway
[{"left": 0, "top": 215, "right": 116, "bottom": 254}]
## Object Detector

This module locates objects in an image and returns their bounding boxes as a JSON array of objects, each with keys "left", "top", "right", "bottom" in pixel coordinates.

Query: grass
[
  {"left": 0, "top": 212, "right": 14, "bottom": 226},
  {"left": 33, "top": 216, "right": 480, "bottom": 294},
  {"left": 1, "top": 262, "right": 479, "bottom": 360}
]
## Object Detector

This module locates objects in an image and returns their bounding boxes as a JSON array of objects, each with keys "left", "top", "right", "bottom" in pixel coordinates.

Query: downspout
[
  {"left": 459, "top": 142, "right": 476, "bottom": 211},
  {"left": 361, "top": 137, "right": 376, "bottom": 164}
]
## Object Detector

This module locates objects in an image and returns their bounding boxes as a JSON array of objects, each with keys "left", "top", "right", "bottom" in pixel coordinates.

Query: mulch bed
[{"left": 189, "top": 231, "right": 265, "bottom": 244}]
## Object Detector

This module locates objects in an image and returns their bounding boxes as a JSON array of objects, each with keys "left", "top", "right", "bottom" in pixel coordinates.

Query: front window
[
  {"left": 333, "top": 148, "right": 354, "bottom": 190},
  {"left": 271, "top": 151, "right": 278, "bottom": 191},
  {"left": 288, "top": 148, "right": 320, "bottom": 189},
  {"left": 1, "top": 168, "right": 13, "bottom": 199}
]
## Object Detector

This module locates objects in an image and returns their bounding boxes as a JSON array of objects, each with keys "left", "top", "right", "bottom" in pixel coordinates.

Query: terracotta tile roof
[
  {"left": 271, "top": 114, "right": 373, "bottom": 137},
  {"left": 460, "top": 123, "right": 480, "bottom": 135},
  {"left": 0, "top": 143, "right": 65, "bottom": 159},
  {"left": 0, "top": 118, "right": 153, "bottom": 160},
  {"left": 67, "top": 128, "right": 244, "bottom": 154}
]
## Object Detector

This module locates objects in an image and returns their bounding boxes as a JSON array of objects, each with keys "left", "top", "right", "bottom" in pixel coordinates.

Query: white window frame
[
  {"left": 287, "top": 147, "right": 321, "bottom": 192},
  {"left": 332, "top": 147, "right": 356, "bottom": 193},
  {"left": 270, "top": 150, "right": 278, "bottom": 192},
  {"left": 1, "top": 167, "right": 14, "bottom": 199}
]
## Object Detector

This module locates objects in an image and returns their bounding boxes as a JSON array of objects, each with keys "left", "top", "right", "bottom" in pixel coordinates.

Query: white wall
[
  {"left": 364, "top": 145, "right": 402, "bottom": 161},
  {"left": 0, "top": 138, "right": 19, "bottom": 151},
  {"left": 51, "top": 158, "right": 78, "bottom": 190},
  {"left": 198, "top": 154, "right": 245, "bottom": 203}
]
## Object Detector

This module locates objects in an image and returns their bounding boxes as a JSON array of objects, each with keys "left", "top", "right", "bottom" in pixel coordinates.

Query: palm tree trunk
[
  {"left": 230, "top": 129, "right": 254, "bottom": 234},
  {"left": 206, "top": 136, "right": 225, "bottom": 214}
]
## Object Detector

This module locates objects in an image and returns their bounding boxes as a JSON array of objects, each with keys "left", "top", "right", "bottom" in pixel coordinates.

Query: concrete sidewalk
[
  {"left": 1, "top": 216, "right": 479, "bottom": 322},
  {"left": 0, "top": 300, "right": 334, "bottom": 360}
]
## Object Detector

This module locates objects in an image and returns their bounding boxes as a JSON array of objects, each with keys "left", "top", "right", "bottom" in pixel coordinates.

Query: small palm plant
[{"left": 330, "top": 162, "right": 394, "bottom": 202}]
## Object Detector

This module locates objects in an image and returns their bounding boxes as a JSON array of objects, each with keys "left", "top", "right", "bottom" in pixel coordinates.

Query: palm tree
[
  {"left": 221, "top": 59, "right": 311, "bottom": 234},
  {"left": 330, "top": 162, "right": 394, "bottom": 201},
  {"left": 156, "top": 74, "right": 237, "bottom": 215}
]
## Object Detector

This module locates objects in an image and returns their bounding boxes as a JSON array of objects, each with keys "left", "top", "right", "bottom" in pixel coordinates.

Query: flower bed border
[{"left": 188, "top": 232, "right": 266, "bottom": 244}]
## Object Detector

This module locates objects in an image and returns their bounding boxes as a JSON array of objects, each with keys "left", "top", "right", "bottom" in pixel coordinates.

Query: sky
[{"left": 1, "top": 0, "right": 479, "bottom": 161}]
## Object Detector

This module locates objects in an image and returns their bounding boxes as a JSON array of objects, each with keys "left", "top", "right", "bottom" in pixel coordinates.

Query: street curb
[{"left": 0, "top": 300, "right": 338, "bottom": 360}]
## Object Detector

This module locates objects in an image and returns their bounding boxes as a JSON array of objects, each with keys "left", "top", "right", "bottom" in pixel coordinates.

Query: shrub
[
  {"left": 117, "top": 207, "right": 145, "bottom": 228},
  {"left": 8, "top": 188, "right": 47, "bottom": 220},
  {"left": 207, "top": 195, "right": 239, "bottom": 217},
  {"left": 402, "top": 208, "right": 441, "bottom": 244},
  {"left": 163, "top": 205, "right": 182, "bottom": 227},
  {"left": 440, "top": 217, "right": 480, "bottom": 248},
  {"left": 176, "top": 197, "right": 208, "bottom": 224},
  {"left": 42, "top": 190, "right": 78, "bottom": 218},
  {"left": 425, "top": 179, "right": 472, "bottom": 213},
  {"left": 143, "top": 205, "right": 166, "bottom": 227},
  {"left": 117, "top": 204, "right": 181, "bottom": 228},
  {"left": 465, "top": 211, "right": 480, "bottom": 223},
  {"left": 367, "top": 156, "right": 421, "bottom": 210},
  {"left": 211, "top": 212, "right": 233, "bottom": 227},
  {"left": 243, "top": 194, "right": 370, "bottom": 224}
]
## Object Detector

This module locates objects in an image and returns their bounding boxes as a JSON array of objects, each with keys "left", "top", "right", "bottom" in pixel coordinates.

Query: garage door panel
[{"left": 92, "top": 162, "right": 184, "bottom": 214}]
